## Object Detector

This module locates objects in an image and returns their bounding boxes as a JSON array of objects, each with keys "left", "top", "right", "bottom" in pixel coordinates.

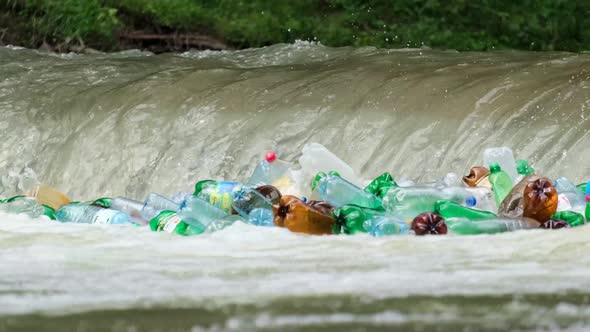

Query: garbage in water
[{"left": 1, "top": 143, "right": 588, "bottom": 237}]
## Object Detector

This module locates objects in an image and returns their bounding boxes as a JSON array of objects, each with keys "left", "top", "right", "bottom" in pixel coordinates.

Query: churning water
[{"left": 0, "top": 42, "right": 589, "bottom": 331}]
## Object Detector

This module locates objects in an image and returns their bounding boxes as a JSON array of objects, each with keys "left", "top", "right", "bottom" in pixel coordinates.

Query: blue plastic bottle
[{"left": 232, "top": 186, "right": 274, "bottom": 226}]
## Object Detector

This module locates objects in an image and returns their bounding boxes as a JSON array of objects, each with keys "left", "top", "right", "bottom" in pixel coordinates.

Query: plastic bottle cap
[
  {"left": 465, "top": 196, "right": 477, "bottom": 207},
  {"left": 489, "top": 162, "right": 501, "bottom": 173},
  {"left": 265, "top": 151, "right": 277, "bottom": 163},
  {"left": 301, "top": 196, "right": 308, "bottom": 203},
  {"left": 586, "top": 194, "right": 590, "bottom": 202}
]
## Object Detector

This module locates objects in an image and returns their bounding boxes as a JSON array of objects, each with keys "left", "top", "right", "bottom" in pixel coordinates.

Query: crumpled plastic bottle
[
  {"left": 523, "top": 177, "right": 558, "bottom": 223},
  {"left": 273, "top": 195, "right": 335, "bottom": 235},
  {"left": 434, "top": 200, "right": 497, "bottom": 221},
  {"left": 332, "top": 204, "right": 384, "bottom": 235},
  {"left": 411, "top": 212, "right": 447, "bottom": 235},
  {"left": 498, "top": 174, "right": 540, "bottom": 219},
  {"left": 462, "top": 166, "right": 491, "bottom": 188},
  {"left": 364, "top": 173, "right": 397, "bottom": 199},
  {"left": 550, "top": 211, "right": 585, "bottom": 228}
]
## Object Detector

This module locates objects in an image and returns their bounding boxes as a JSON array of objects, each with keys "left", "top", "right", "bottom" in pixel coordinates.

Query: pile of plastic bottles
[{"left": 1, "top": 144, "right": 589, "bottom": 237}]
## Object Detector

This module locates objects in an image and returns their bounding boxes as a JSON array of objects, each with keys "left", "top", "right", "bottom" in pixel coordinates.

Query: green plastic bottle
[
  {"left": 446, "top": 218, "right": 538, "bottom": 235},
  {"left": 489, "top": 162, "right": 513, "bottom": 206},
  {"left": 586, "top": 201, "right": 590, "bottom": 222},
  {"left": 91, "top": 197, "right": 112, "bottom": 208},
  {"left": 551, "top": 211, "right": 585, "bottom": 227},
  {"left": 434, "top": 200, "right": 497, "bottom": 221},
  {"left": 332, "top": 204, "right": 384, "bottom": 234},
  {"left": 516, "top": 160, "right": 535, "bottom": 176},
  {"left": 149, "top": 210, "right": 204, "bottom": 236},
  {"left": 364, "top": 173, "right": 398, "bottom": 199}
]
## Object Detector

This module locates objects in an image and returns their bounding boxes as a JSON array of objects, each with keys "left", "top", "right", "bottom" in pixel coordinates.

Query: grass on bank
[{"left": 0, "top": 0, "right": 589, "bottom": 52}]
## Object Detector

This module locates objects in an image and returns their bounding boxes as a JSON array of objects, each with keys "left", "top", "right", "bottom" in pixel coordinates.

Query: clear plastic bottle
[
  {"left": 363, "top": 216, "right": 409, "bottom": 236},
  {"left": 316, "top": 173, "right": 383, "bottom": 209},
  {"left": 232, "top": 186, "right": 274, "bottom": 226},
  {"left": 110, "top": 197, "right": 148, "bottom": 225},
  {"left": 299, "top": 143, "right": 364, "bottom": 187},
  {"left": 56, "top": 204, "right": 132, "bottom": 224},
  {"left": 554, "top": 177, "right": 587, "bottom": 213},
  {"left": 382, "top": 186, "right": 491, "bottom": 220},
  {"left": 483, "top": 147, "right": 518, "bottom": 182},
  {"left": 0, "top": 196, "right": 45, "bottom": 219},
  {"left": 247, "top": 151, "right": 294, "bottom": 192},
  {"left": 178, "top": 195, "right": 239, "bottom": 230},
  {"left": 141, "top": 193, "right": 180, "bottom": 221},
  {"left": 488, "top": 163, "right": 513, "bottom": 206},
  {"left": 195, "top": 181, "right": 239, "bottom": 213}
]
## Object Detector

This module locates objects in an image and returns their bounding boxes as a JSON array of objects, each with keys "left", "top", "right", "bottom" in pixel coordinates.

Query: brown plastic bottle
[
  {"left": 462, "top": 166, "right": 491, "bottom": 188},
  {"left": 255, "top": 185, "right": 282, "bottom": 205},
  {"left": 411, "top": 212, "right": 448, "bottom": 235},
  {"left": 498, "top": 174, "right": 540, "bottom": 219},
  {"left": 523, "top": 177, "right": 558, "bottom": 223},
  {"left": 273, "top": 195, "right": 335, "bottom": 235}
]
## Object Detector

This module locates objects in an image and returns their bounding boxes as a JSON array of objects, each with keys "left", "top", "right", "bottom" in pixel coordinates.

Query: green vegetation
[{"left": 1, "top": 0, "right": 589, "bottom": 52}]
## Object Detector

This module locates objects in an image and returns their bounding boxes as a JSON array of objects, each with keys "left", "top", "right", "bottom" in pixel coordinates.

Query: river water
[{"left": 0, "top": 42, "right": 589, "bottom": 331}]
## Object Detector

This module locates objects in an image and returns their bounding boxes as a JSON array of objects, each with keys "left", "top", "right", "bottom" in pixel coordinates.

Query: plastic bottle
[
  {"left": 0, "top": 196, "right": 46, "bottom": 219},
  {"left": 110, "top": 197, "right": 148, "bottom": 225},
  {"left": 462, "top": 166, "right": 492, "bottom": 189},
  {"left": 554, "top": 177, "right": 586, "bottom": 213},
  {"left": 178, "top": 195, "right": 239, "bottom": 231},
  {"left": 56, "top": 204, "right": 132, "bottom": 224},
  {"left": 91, "top": 197, "right": 112, "bottom": 208},
  {"left": 247, "top": 151, "right": 295, "bottom": 193},
  {"left": 273, "top": 195, "right": 335, "bottom": 235},
  {"left": 332, "top": 205, "right": 385, "bottom": 235},
  {"left": 141, "top": 193, "right": 180, "bottom": 221},
  {"left": 497, "top": 174, "right": 540, "bottom": 219},
  {"left": 149, "top": 210, "right": 203, "bottom": 236},
  {"left": 299, "top": 143, "right": 364, "bottom": 187},
  {"left": 483, "top": 147, "right": 518, "bottom": 182},
  {"left": 194, "top": 180, "right": 239, "bottom": 213},
  {"left": 523, "top": 178, "right": 558, "bottom": 223},
  {"left": 315, "top": 172, "right": 383, "bottom": 209},
  {"left": 411, "top": 212, "right": 447, "bottom": 235},
  {"left": 488, "top": 163, "right": 513, "bottom": 206},
  {"left": 363, "top": 216, "right": 409, "bottom": 236},
  {"left": 446, "top": 217, "right": 539, "bottom": 235},
  {"left": 551, "top": 211, "right": 585, "bottom": 227},
  {"left": 232, "top": 186, "right": 274, "bottom": 226},
  {"left": 382, "top": 186, "right": 493, "bottom": 220},
  {"left": 364, "top": 173, "right": 397, "bottom": 199},
  {"left": 514, "top": 159, "right": 535, "bottom": 184},
  {"left": 434, "top": 200, "right": 497, "bottom": 221},
  {"left": 586, "top": 201, "right": 590, "bottom": 221}
]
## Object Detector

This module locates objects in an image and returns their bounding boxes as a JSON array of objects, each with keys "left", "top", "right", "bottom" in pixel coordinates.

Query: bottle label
[
  {"left": 162, "top": 215, "right": 182, "bottom": 233},
  {"left": 92, "top": 209, "right": 118, "bottom": 224},
  {"left": 557, "top": 194, "right": 572, "bottom": 212}
]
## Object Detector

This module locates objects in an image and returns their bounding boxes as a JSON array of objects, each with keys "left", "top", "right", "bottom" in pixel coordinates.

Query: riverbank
[{"left": 1, "top": 0, "right": 589, "bottom": 53}]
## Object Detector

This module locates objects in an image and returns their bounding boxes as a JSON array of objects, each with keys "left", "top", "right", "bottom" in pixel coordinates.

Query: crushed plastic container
[
  {"left": 315, "top": 172, "right": 383, "bottom": 209},
  {"left": 141, "top": 193, "right": 180, "bottom": 221},
  {"left": 554, "top": 177, "right": 586, "bottom": 213}
]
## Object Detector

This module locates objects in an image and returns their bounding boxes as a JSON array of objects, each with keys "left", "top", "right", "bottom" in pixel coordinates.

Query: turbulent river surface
[{"left": 0, "top": 42, "right": 589, "bottom": 331}]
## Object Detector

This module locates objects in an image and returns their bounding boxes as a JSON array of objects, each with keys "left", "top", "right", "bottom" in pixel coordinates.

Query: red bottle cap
[
  {"left": 265, "top": 151, "right": 277, "bottom": 163},
  {"left": 585, "top": 194, "right": 590, "bottom": 202}
]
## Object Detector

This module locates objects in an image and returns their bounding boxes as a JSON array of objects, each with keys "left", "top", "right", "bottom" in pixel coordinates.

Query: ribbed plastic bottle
[
  {"left": 488, "top": 163, "right": 513, "bottom": 206},
  {"left": 232, "top": 186, "right": 274, "bottom": 227},
  {"left": 315, "top": 172, "right": 383, "bottom": 209},
  {"left": 56, "top": 204, "right": 132, "bottom": 224},
  {"left": 363, "top": 216, "right": 409, "bottom": 236},
  {"left": 382, "top": 186, "right": 492, "bottom": 220},
  {"left": 141, "top": 193, "right": 180, "bottom": 221}
]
